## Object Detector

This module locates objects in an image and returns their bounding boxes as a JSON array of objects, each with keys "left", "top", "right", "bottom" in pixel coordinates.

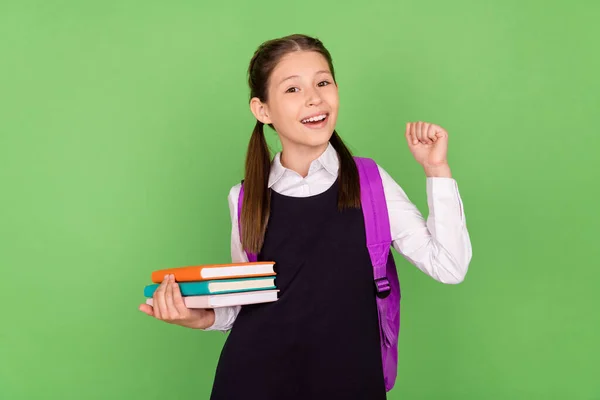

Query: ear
[{"left": 250, "top": 97, "right": 272, "bottom": 125}]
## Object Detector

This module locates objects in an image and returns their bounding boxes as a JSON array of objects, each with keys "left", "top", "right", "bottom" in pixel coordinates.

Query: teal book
[{"left": 144, "top": 276, "right": 276, "bottom": 297}]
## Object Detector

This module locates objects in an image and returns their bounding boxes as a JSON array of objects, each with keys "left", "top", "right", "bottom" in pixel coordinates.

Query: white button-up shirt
[{"left": 205, "top": 143, "right": 472, "bottom": 332}]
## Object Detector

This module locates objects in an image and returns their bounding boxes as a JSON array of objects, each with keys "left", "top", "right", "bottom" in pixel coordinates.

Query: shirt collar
[{"left": 268, "top": 142, "right": 340, "bottom": 188}]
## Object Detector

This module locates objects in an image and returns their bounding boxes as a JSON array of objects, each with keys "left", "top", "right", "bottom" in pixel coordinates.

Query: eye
[
  {"left": 317, "top": 80, "right": 331, "bottom": 87},
  {"left": 286, "top": 87, "right": 299, "bottom": 93}
]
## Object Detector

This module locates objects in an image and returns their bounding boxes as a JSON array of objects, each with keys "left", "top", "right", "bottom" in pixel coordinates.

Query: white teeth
[{"left": 302, "top": 114, "right": 327, "bottom": 123}]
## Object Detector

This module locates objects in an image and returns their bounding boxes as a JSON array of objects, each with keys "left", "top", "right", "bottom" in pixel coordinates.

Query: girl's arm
[
  {"left": 379, "top": 165, "right": 472, "bottom": 284},
  {"left": 380, "top": 122, "right": 472, "bottom": 283},
  {"left": 201, "top": 184, "right": 245, "bottom": 332}
]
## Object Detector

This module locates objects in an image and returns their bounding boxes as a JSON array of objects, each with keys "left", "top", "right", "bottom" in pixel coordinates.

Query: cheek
[
  {"left": 267, "top": 101, "right": 300, "bottom": 132},
  {"left": 277, "top": 101, "right": 302, "bottom": 126},
  {"left": 324, "top": 90, "right": 339, "bottom": 111}
]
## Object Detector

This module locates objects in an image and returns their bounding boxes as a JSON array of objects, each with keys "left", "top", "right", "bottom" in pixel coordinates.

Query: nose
[{"left": 305, "top": 87, "right": 323, "bottom": 107}]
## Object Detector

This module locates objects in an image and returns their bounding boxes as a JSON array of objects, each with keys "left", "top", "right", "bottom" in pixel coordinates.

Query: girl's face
[{"left": 251, "top": 51, "right": 339, "bottom": 154}]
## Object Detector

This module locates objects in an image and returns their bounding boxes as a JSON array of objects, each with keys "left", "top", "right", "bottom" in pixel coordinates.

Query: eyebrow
[{"left": 278, "top": 70, "right": 332, "bottom": 86}]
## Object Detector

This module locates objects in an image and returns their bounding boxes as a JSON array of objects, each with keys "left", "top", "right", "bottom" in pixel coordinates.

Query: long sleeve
[
  {"left": 201, "top": 184, "right": 245, "bottom": 332},
  {"left": 378, "top": 165, "right": 472, "bottom": 284}
]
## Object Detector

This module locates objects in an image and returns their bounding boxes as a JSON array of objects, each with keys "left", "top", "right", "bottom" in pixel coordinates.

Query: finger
[
  {"left": 414, "top": 121, "right": 420, "bottom": 142},
  {"left": 172, "top": 280, "right": 189, "bottom": 316},
  {"left": 139, "top": 303, "right": 154, "bottom": 316},
  {"left": 165, "top": 275, "right": 178, "bottom": 320},
  {"left": 425, "top": 123, "right": 436, "bottom": 143},
  {"left": 422, "top": 123, "right": 431, "bottom": 143},
  {"left": 416, "top": 121, "right": 424, "bottom": 143},
  {"left": 410, "top": 122, "right": 418, "bottom": 145},
  {"left": 408, "top": 122, "right": 417, "bottom": 145},
  {"left": 153, "top": 275, "right": 169, "bottom": 319},
  {"left": 421, "top": 122, "right": 430, "bottom": 144},
  {"left": 410, "top": 122, "right": 419, "bottom": 145},
  {"left": 424, "top": 122, "right": 433, "bottom": 144}
]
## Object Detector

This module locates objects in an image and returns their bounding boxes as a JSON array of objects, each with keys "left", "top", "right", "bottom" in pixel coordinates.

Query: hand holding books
[
  {"left": 138, "top": 274, "right": 216, "bottom": 329},
  {"left": 139, "top": 261, "right": 279, "bottom": 329}
]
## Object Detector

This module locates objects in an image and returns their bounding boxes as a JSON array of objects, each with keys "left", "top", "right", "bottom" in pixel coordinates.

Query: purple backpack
[{"left": 237, "top": 156, "right": 401, "bottom": 392}]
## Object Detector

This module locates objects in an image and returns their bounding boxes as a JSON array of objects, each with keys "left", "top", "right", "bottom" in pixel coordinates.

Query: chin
[{"left": 302, "top": 129, "right": 334, "bottom": 148}]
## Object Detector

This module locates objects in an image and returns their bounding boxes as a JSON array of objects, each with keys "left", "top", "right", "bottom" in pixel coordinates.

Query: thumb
[
  {"left": 433, "top": 125, "right": 448, "bottom": 141},
  {"left": 139, "top": 303, "right": 154, "bottom": 316}
]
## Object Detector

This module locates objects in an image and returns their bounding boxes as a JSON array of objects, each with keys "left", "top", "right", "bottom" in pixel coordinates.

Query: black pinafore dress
[{"left": 210, "top": 179, "right": 386, "bottom": 399}]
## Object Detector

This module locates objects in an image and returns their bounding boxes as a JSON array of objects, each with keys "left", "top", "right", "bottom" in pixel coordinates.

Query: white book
[{"left": 146, "top": 289, "right": 279, "bottom": 308}]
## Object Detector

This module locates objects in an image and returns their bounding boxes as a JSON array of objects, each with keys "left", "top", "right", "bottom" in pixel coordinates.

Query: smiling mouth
[{"left": 300, "top": 113, "right": 329, "bottom": 126}]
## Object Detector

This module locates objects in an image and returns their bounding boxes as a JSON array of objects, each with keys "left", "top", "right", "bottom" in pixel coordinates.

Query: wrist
[
  {"left": 191, "top": 308, "right": 215, "bottom": 330},
  {"left": 423, "top": 163, "right": 452, "bottom": 178}
]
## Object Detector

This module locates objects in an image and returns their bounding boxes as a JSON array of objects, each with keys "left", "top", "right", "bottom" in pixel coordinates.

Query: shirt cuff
[{"left": 201, "top": 307, "right": 230, "bottom": 333}]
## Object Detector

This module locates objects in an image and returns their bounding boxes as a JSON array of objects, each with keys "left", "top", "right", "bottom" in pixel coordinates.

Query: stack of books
[{"left": 144, "top": 261, "right": 279, "bottom": 308}]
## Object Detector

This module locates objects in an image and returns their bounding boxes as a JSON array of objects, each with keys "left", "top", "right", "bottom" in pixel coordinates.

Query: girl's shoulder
[
  {"left": 227, "top": 182, "right": 243, "bottom": 221},
  {"left": 227, "top": 182, "right": 242, "bottom": 204},
  {"left": 355, "top": 158, "right": 396, "bottom": 184}
]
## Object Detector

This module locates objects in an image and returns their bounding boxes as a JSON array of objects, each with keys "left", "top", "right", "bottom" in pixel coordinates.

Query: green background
[{"left": 1, "top": 0, "right": 599, "bottom": 399}]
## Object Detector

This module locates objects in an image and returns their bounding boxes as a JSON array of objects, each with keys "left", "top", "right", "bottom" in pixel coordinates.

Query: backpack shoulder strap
[
  {"left": 355, "top": 156, "right": 400, "bottom": 393},
  {"left": 353, "top": 157, "right": 393, "bottom": 296},
  {"left": 237, "top": 181, "right": 258, "bottom": 262}
]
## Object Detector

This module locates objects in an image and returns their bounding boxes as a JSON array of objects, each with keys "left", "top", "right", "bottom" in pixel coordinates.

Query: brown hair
[{"left": 241, "top": 34, "right": 361, "bottom": 254}]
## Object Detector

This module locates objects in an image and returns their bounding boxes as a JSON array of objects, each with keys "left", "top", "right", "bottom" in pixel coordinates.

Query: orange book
[{"left": 151, "top": 261, "right": 276, "bottom": 283}]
